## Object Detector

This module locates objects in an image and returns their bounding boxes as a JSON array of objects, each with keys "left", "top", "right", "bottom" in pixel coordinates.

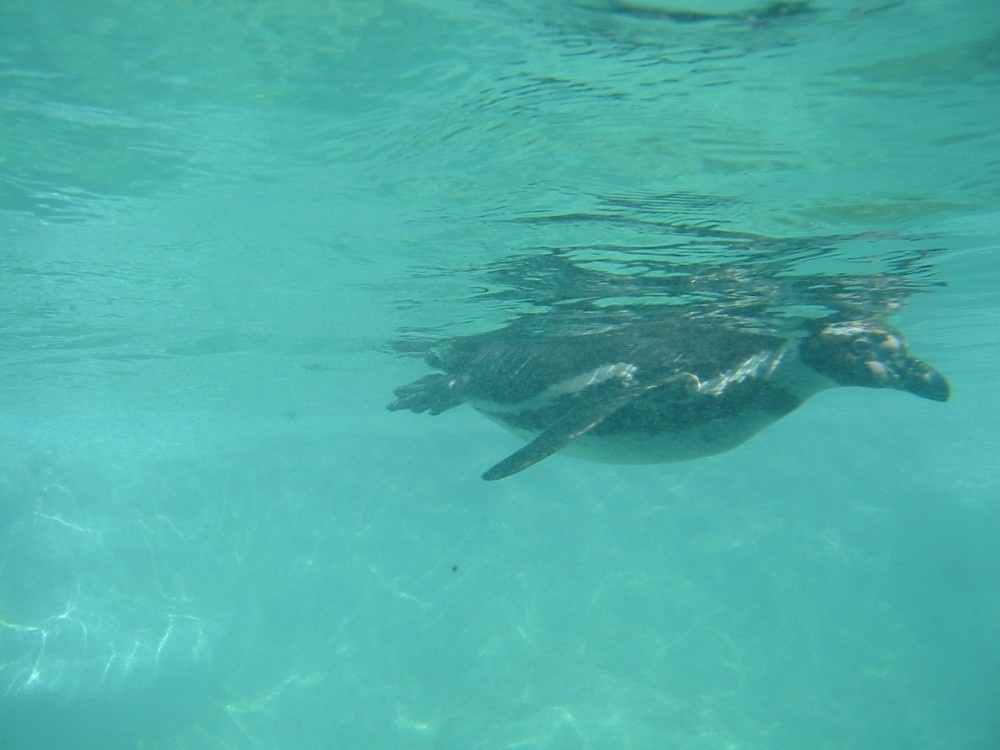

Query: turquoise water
[{"left": 1, "top": 0, "right": 999, "bottom": 747}]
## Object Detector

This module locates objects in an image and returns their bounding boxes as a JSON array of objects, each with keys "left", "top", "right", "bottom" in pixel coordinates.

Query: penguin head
[{"left": 799, "top": 320, "right": 950, "bottom": 402}]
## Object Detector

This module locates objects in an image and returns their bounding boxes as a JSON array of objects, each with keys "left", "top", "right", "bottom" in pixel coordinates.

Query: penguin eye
[{"left": 851, "top": 338, "right": 872, "bottom": 356}]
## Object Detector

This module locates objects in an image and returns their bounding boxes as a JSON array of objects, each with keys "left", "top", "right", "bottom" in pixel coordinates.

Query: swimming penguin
[{"left": 388, "top": 315, "right": 949, "bottom": 480}]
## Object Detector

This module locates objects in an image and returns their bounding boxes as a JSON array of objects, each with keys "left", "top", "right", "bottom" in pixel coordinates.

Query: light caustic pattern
[{"left": 0, "top": 482, "right": 213, "bottom": 697}]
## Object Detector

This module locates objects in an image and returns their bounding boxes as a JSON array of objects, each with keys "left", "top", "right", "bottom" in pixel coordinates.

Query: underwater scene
[{"left": 1, "top": 0, "right": 999, "bottom": 748}]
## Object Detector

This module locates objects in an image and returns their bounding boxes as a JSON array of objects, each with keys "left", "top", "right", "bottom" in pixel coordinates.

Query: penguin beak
[{"left": 894, "top": 359, "right": 950, "bottom": 402}]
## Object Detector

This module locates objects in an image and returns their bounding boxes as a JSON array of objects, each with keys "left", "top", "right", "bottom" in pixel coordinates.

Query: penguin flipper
[{"left": 481, "top": 388, "right": 642, "bottom": 481}]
